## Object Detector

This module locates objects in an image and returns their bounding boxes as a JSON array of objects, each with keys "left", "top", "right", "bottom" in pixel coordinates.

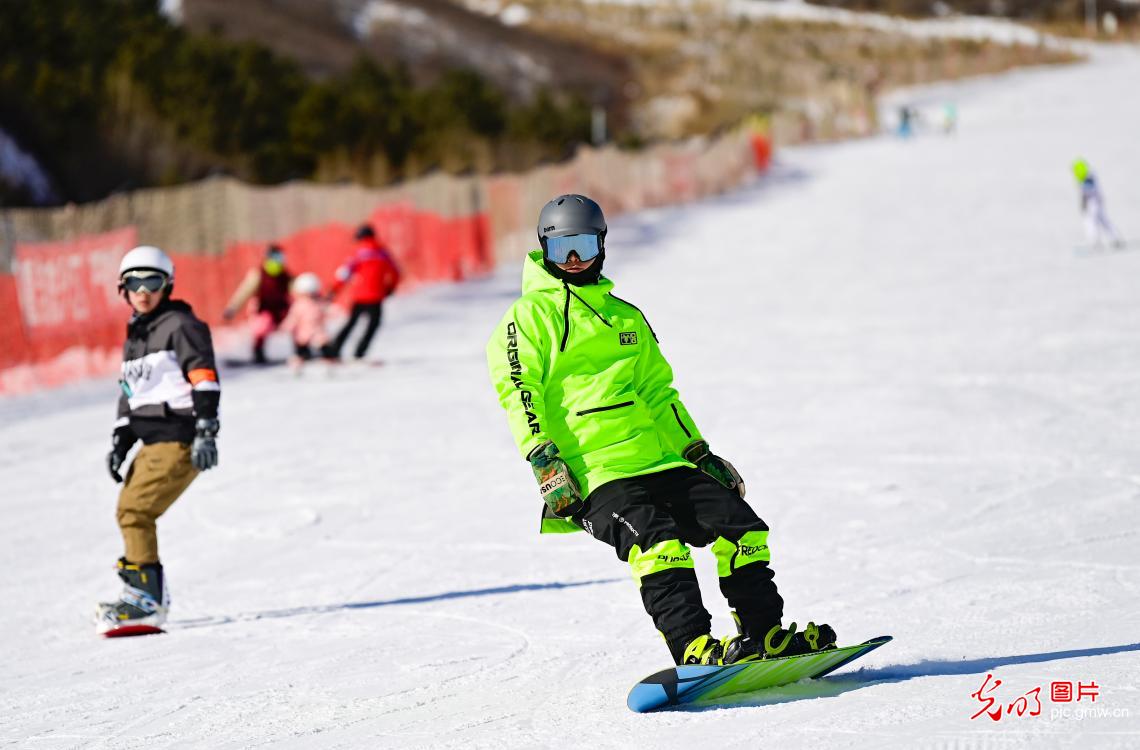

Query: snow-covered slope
[
  {"left": 728, "top": 0, "right": 1066, "bottom": 46},
  {"left": 561, "top": 0, "right": 1072, "bottom": 47},
  {"left": 2, "top": 46, "right": 1139, "bottom": 748}
]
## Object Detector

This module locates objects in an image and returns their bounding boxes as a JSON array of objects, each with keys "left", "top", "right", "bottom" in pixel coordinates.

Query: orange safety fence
[{"left": 0, "top": 211, "right": 491, "bottom": 394}]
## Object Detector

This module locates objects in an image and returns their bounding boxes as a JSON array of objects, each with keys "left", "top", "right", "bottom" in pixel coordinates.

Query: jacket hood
[{"left": 521, "top": 250, "right": 612, "bottom": 298}]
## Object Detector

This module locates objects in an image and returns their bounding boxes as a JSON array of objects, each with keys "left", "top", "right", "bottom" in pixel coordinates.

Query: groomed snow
[
  {"left": 2, "top": 45, "right": 1139, "bottom": 749},
  {"left": 726, "top": 0, "right": 1066, "bottom": 47},
  {"left": 565, "top": 0, "right": 1074, "bottom": 48}
]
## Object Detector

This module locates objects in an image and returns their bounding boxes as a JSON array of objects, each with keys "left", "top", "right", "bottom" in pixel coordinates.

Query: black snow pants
[
  {"left": 577, "top": 467, "right": 783, "bottom": 664},
  {"left": 332, "top": 302, "right": 383, "bottom": 359}
]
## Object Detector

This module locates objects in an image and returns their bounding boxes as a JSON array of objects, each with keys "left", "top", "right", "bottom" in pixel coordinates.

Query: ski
[{"left": 627, "top": 635, "right": 892, "bottom": 713}]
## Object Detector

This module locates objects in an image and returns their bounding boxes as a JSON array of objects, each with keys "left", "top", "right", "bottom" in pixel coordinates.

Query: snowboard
[
  {"left": 95, "top": 603, "right": 166, "bottom": 638},
  {"left": 627, "top": 635, "right": 892, "bottom": 713},
  {"left": 101, "top": 624, "right": 165, "bottom": 638}
]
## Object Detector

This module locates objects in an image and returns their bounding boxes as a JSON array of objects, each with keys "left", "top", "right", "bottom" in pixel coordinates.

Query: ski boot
[{"left": 95, "top": 558, "right": 169, "bottom": 635}]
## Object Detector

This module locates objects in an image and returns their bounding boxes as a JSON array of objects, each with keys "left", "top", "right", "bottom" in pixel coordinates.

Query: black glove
[
  {"left": 683, "top": 440, "right": 746, "bottom": 498},
  {"left": 191, "top": 418, "right": 220, "bottom": 471},
  {"left": 107, "top": 424, "right": 135, "bottom": 483},
  {"left": 107, "top": 450, "right": 125, "bottom": 483},
  {"left": 527, "top": 441, "right": 583, "bottom": 517}
]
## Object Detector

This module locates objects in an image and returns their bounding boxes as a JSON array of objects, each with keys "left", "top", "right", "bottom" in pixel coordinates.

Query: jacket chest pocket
[{"left": 575, "top": 401, "right": 634, "bottom": 417}]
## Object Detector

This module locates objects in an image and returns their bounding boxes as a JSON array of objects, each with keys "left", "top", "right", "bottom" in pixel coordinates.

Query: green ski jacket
[{"left": 487, "top": 250, "right": 704, "bottom": 533}]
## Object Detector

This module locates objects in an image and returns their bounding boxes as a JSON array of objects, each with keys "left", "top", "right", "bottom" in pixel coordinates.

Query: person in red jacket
[{"left": 329, "top": 224, "right": 400, "bottom": 360}]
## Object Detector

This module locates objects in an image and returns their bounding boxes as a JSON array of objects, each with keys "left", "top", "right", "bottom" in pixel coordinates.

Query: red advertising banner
[{"left": 1, "top": 227, "right": 137, "bottom": 390}]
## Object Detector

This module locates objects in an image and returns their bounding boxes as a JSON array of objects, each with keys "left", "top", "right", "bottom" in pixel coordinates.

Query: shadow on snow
[
  {"left": 171, "top": 577, "right": 624, "bottom": 630},
  {"left": 680, "top": 641, "right": 1140, "bottom": 711}
]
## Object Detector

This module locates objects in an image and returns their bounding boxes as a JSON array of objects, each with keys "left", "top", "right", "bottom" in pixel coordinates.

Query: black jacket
[{"left": 115, "top": 299, "right": 220, "bottom": 446}]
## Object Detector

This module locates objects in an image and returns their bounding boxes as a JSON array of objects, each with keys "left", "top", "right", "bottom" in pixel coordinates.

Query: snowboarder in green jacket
[{"left": 487, "top": 194, "right": 837, "bottom": 666}]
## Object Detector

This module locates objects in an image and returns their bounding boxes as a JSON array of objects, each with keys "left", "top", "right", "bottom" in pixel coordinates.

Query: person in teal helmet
[
  {"left": 486, "top": 194, "right": 838, "bottom": 667},
  {"left": 1072, "top": 159, "right": 1123, "bottom": 249}
]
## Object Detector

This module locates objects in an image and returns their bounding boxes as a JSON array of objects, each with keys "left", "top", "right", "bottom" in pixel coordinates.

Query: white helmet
[
  {"left": 119, "top": 245, "right": 174, "bottom": 280},
  {"left": 293, "top": 272, "right": 321, "bottom": 295}
]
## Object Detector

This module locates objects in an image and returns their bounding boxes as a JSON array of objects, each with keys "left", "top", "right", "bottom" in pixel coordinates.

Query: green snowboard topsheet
[{"left": 627, "top": 636, "right": 892, "bottom": 712}]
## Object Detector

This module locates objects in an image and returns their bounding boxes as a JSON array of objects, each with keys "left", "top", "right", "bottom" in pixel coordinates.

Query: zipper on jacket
[
  {"left": 560, "top": 285, "right": 571, "bottom": 352},
  {"left": 671, "top": 403, "right": 692, "bottom": 438},
  {"left": 576, "top": 400, "right": 634, "bottom": 416},
  {"left": 559, "top": 283, "right": 613, "bottom": 353}
]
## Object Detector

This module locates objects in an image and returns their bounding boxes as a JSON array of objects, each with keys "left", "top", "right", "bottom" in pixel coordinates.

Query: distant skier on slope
[
  {"left": 486, "top": 194, "right": 836, "bottom": 667},
  {"left": 280, "top": 272, "right": 335, "bottom": 372},
  {"left": 222, "top": 244, "right": 293, "bottom": 364},
  {"left": 97, "top": 245, "right": 220, "bottom": 635},
  {"left": 1073, "top": 158, "right": 1123, "bottom": 249},
  {"left": 327, "top": 224, "right": 401, "bottom": 362}
]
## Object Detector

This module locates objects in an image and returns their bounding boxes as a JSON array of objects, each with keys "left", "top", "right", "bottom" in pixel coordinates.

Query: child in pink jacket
[{"left": 280, "top": 273, "right": 333, "bottom": 370}]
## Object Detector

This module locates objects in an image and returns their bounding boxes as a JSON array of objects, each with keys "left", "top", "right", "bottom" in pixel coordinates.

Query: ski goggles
[
  {"left": 120, "top": 271, "right": 169, "bottom": 293},
  {"left": 544, "top": 233, "right": 602, "bottom": 264}
]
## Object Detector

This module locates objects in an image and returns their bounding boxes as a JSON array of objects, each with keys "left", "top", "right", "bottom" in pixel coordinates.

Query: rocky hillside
[
  {"left": 459, "top": 0, "right": 1077, "bottom": 141},
  {"left": 180, "top": 0, "right": 632, "bottom": 112}
]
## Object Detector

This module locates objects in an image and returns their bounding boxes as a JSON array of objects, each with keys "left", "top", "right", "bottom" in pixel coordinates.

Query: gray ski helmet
[{"left": 537, "top": 194, "right": 607, "bottom": 252}]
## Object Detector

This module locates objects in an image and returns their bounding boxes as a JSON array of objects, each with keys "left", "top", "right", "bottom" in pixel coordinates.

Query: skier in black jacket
[{"left": 96, "top": 245, "right": 220, "bottom": 635}]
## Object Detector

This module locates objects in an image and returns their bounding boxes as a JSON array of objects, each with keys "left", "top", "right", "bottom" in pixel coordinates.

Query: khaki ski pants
[{"left": 117, "top": 442, "right": 198, "bottom": 564}]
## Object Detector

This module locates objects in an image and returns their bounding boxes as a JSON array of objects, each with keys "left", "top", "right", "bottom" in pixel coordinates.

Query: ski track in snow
[{"left": 3, "top": 44, "right": 1140, "bottom": 749}]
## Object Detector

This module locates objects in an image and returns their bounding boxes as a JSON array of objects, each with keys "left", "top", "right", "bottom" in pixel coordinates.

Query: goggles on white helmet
[{"left": 120, "top": 270, "right": 170, "bottom": 294}]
